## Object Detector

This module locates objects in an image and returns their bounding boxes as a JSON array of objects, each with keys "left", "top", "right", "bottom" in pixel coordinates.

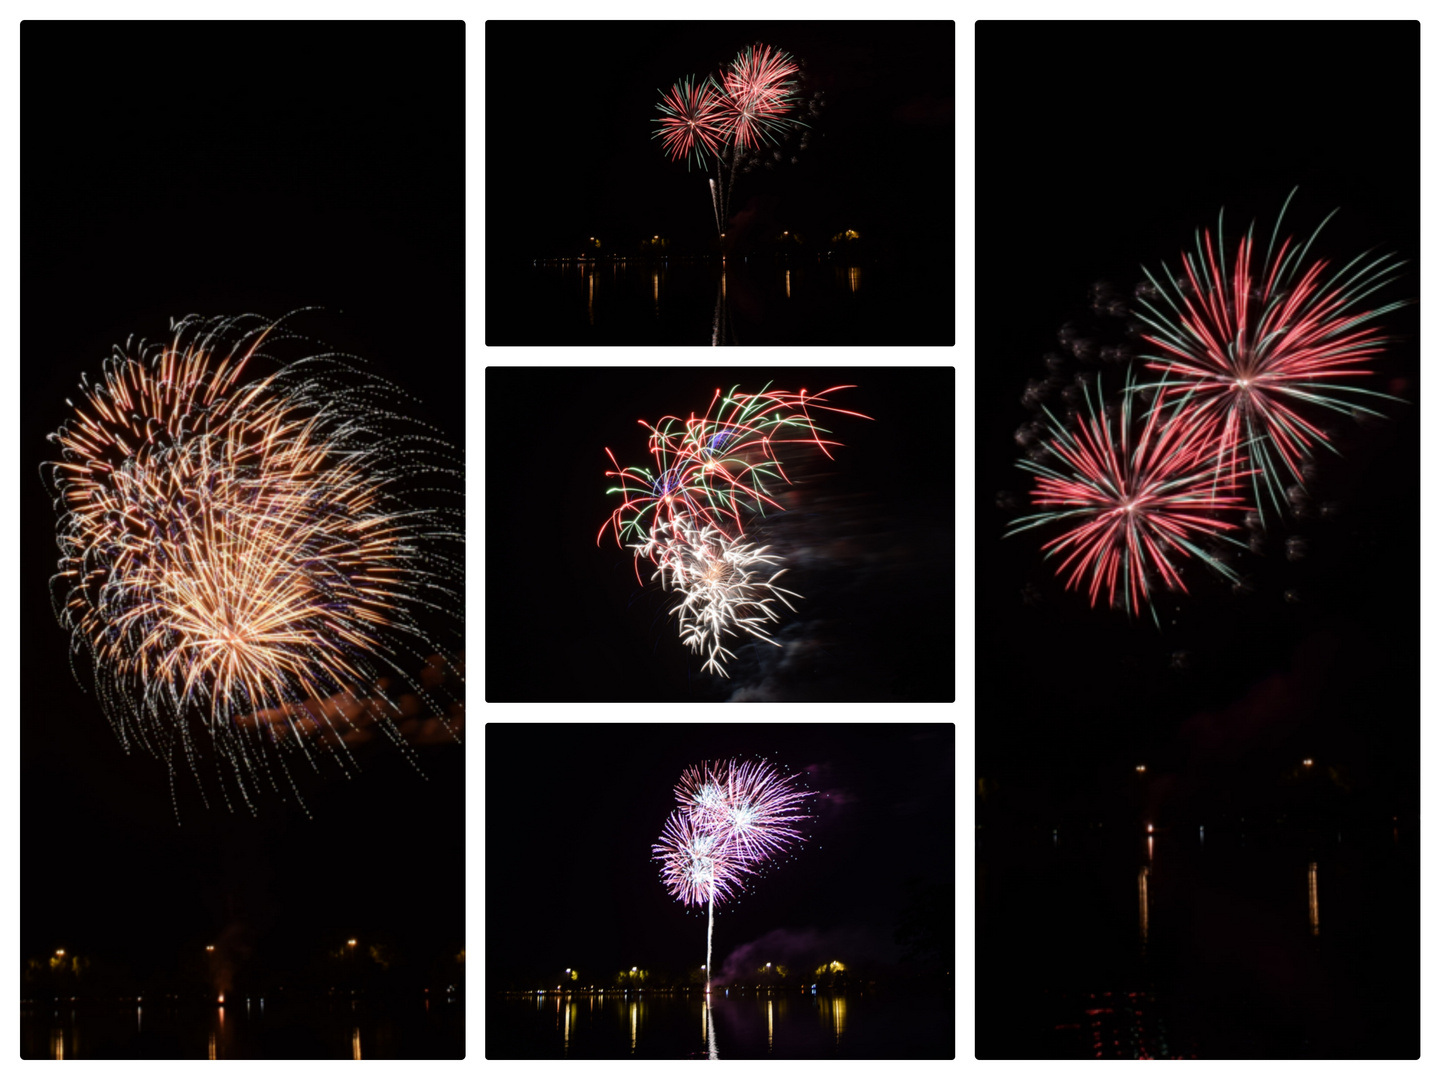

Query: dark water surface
[
  {"left": 486, "top": 988, "right": 954, "bottom": 1059},
  {"left": 487, "top": 259, "right": 954, "bottom": 346},
  {"left": 976, "top": 824, "right": 1419, "bottom": 1058},
  {"left": 20, "top": 996, "right": 463, "bottom": 1059}
]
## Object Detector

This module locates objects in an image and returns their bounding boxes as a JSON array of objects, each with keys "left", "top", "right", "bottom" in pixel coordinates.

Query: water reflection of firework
[{"left": 44, "top": 312, "right": 463, "bottom": 816}]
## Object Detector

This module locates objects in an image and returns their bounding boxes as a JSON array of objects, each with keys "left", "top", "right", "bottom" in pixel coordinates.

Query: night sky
[
  {"left": 20, "top": 23, "right": 465, "bottom": 989},
  {"left": 484, "top": 723, "right": 955, "bottom": 989},
  {"left": 484, "top": 366, "right": 956, "bottom": 702},
  {"left": 975, "top": 20, "right": 1418, "bottom": 817}
]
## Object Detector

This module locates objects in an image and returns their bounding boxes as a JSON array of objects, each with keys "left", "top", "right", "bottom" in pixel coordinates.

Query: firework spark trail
[
  {"left": 44, "top": 312, "right": 464, "bottom": 818},
  {"left": 1132, "top": 188, "right": 1407, "bottom": 519},
  {"left": 656, "top": 759, "right": 812, "bottom": 996},
  {"left": 1007, "top": 374, "right": 1251, "bottom": 626},
  {"left": 709, "top": 177, "right": 722, "bottom": 236},
  {"left": 600, "top": 386, "right": 867, "bottom": 676}
]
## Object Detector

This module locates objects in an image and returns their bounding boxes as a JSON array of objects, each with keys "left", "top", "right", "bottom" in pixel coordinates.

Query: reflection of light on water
[
  {"left": 52, "top": 1029, "right": 64, "bottom": 1060},
  {"left": 1147, "top": 835, "right": 1154, "bottom": 862},
  {"left": 1308, "top": 861, "right": 1320, "bottom": 935},
  {"left": 352, "top": 1026, "right": 362, "bottom": 1060},
  {"left": 564, "top": 1001, "right": 576, "bottom": 1053},
  {"left": 705, "top": 998, "right": 718, "bottom": 1060},
  {"left": 767, "top": 997, "right": 774, "bottom": 1052},
  {"left": 588, "top": 271, "right": 595, "bottom": 326},
  {"left": 818, "top": 994, "right": 847, "bottom": 1043},
  {"left": 848, "top": 266, "right": 861, "bottom": 293},
  {"left": 1138, "top": 865, "right": 1149, "bottom": 943},
  {"left": 785, "top": 270, "right": 791, "bottom": 298},
  {"left": 209, "top": 1031, "right": 217, "bottom": 1060},
  {"left": 630, "top": 1001, "right": 637, "bottom": 1052},
  {"left": 653, "top": 272, "right": 660, "bottom": 318}
]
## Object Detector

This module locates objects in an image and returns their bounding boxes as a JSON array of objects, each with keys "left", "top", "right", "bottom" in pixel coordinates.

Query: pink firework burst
[
  {"left": 652, "top": 807, "right": 749, "bottom": 908},
  {"left": 1133, "top": 190, "right": 1406, "bottom": 518},
  {"left": 653, "top": 75, "right": 729, "bottom": 169},
  {"left": 711, "top": 758, "right": 812, "bottom": 864},
  {"left": 674, "top": 758, "right": 811, "bottom": 865},
  {"left": 1007, "top": 376, "right": 1251, "bottom": 625},
  {"left": 658, "top": 758, "right": 812, "bottom": 997},
  {"left": 719, "top": 44, "right": 802, "bottom": 151}
]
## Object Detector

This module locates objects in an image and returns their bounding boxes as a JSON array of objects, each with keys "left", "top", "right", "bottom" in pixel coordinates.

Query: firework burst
[
  {"left": 656, "top": 758, "right": 812, "bottom": 994},
  {"left": 652, "top": 41, "right": 816, "bottom": 238},
  {"left": 44, "top": 312, "right": 464, "bottom": 817},
  {"left": 1133, "top": 189, "right": 1407, "bottom": 519},
  {"left": 719, "top": 44, "right": 804, "bottom": 152},
  {"left": 698, "top": 758, "right": 812, "bottom": 864},
  {"left": 653, "top": 75, "right": 730, "bottom": 171},
  {"left": 653, "top": 807, "right": 750, "bottom": 908},
  {"left": 599, "top": 383, "right": 867, "bottom": 563},
  {"left": 599, "top": 385, "right": 867, "bottom": 676},
  {"left": 1007, "top": 375, "right": 1250, "bottom": 625},
  {"left": 645, "top": 520, "right": 800, "bottom": 678}
]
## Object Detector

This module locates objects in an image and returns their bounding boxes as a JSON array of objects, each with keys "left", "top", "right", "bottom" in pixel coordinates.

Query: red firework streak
[
  {"left": 1133, "top": 192, "right": 1406, "bottom": 517},
  {"left": 1008, "top": 377, "right": 1251, "bottom": 624}
]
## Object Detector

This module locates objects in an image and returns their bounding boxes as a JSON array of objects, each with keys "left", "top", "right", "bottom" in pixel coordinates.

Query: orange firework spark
[{"left": 45, "top": 312, "right": 463, "bottom": 817}]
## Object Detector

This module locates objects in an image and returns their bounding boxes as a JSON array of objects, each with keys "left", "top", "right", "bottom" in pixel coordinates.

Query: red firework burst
[
  {"left": 1008, "top": 377, "right": 1250, "bottom": 623},
  {"left": 1133, "top": 193, "right": 1406, "bottom": 516},
  {"left": 653, "top": 76, "right": 729, "bottom": 169},
  {"left": 719, "top": 44, "right": 801, "bottom": 151}
]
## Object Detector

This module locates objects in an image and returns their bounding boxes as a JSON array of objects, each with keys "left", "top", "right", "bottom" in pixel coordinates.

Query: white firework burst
[{"left": 635, "top": 517, "right": 800, "bottom": 678}]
